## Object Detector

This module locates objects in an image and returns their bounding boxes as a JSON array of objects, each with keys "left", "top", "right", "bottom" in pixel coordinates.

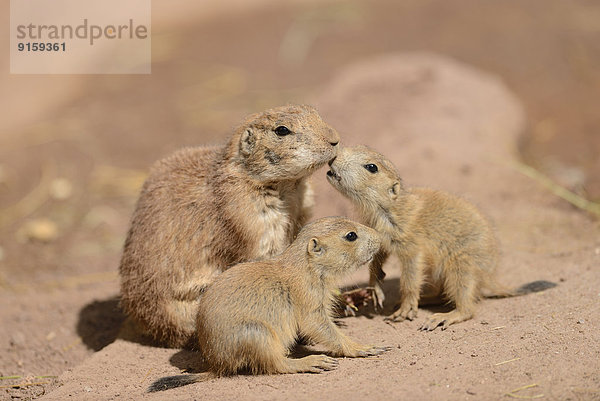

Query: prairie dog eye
[
  {"left": 274, "top": 126, "right": 291, "bottom": 136},
  {"left": 345, "top": 231, "right": 358, "bottom": 242},
  {"left": 364, "top": 164, "right": 378, "bottom": 173}
]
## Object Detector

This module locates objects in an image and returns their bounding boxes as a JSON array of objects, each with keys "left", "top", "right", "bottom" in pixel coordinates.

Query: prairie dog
[
  {"left": 120, "top": 105, "right": 340, "bottom": 347},
  {"left": 327, "top": 145, "right": 556, "bottom": 331},
  {"left": 148, "top": 217, "right": 389, "bottom": 392}
]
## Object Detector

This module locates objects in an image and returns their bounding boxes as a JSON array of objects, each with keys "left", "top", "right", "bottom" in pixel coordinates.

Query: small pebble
[
  {"left": 49, "top": 178, "right": 73, "bottom": 200},
  {"left": 577, "top": 319, "right": 585, "bottom": 324},
  {"left": 10, "top": 332, "right": 26, "bottom": 347},
  {"left": 17, "top": 219, "right": 59, "bottom": 243}
]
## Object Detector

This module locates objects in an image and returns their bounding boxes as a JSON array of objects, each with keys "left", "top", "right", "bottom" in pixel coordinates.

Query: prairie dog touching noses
[
  {"left": 120, "top": 105, "right": 340, "bottom": 347},
  {"left": 148, "top": 217, "right": 389, "bottom": 392},
  {"left": 327, "top": 145, "right": 556, "bottom": 331}
]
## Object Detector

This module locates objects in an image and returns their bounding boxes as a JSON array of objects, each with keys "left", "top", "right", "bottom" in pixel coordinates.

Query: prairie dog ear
[
  {"left": 308, "top": 238, "right": 324, "bottom": 256},
  {"left": 239, "top": 128, "right": 256, "bottom": 156},
  {"left": 389, "top": 182, "right": 401, "bottom": 199}
]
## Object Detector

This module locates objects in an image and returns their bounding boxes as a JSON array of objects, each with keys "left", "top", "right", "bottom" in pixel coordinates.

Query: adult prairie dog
[
  {"left": 120, "top": 105, "right": 340, "bottom": 347},
  {"left": 327, "top": 145, "right": 556, "bottom": 331},
  {"left": 148, "top": 217, "right": 389, "bottom": 392}
]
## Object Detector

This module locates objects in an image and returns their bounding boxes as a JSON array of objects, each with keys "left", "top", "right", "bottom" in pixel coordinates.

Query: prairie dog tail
[
  {"left": 147, "top": 372, "right": 214, "bottom": 392},
  {"left": 484, "top": 280, "right": 557, "bottom": 299}
]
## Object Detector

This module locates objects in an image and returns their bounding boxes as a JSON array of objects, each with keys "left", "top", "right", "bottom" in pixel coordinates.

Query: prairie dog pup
[
  {"left": 327, "top": 145, "right": 556, "bottom": 331},
  {"left": 120, "top": 105, "right": 340, "bottom": 347},
  {"left": 149, "top": 217, "right": 388, "bottom": 392}
]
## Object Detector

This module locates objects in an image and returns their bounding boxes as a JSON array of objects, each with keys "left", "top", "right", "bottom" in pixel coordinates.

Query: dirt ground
[{"left": 1, "top": 1, "right": 599, "bottom": 400}]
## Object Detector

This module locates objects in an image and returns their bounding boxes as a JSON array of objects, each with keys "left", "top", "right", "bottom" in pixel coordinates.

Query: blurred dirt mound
[
  {"left": 312, "top": 52, "right": 525, "bottom": 219},
  {"left": 40, "top": 53, "right": 599, "bottom": 401}
]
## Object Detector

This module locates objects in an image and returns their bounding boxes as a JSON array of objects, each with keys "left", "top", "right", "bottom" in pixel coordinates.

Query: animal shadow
[
  {"left": 76, "top": 296, "right": 126, "bottom": 351},
  {"left": 169, "top": 349, "right": 208, "bottom": 373},
  {"left": 76, "top": 295, "right": 157, "bottom": 351}
]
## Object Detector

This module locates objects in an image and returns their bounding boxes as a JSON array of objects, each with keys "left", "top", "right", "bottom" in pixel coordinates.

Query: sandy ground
[
  {"left": 32, "top": 54, "right": 600, "bottom": 401},
  {"left": 1, "top": 1, "right": 599, "bottom": 400}
]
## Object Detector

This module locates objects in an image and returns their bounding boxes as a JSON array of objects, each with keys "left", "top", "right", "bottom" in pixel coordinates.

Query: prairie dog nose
[{"left": 324, "top": 126, "right": 340, "bottom": 147}]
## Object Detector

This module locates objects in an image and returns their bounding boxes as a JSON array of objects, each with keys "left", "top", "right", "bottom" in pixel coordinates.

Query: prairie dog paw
[
  {"left": 309, "top": 354, "right": 339, "bottom": 371},
  {"left": 361, "top": 345, "right": 392, "bottom": 356},
  {"left": 385, "top": 301, "right": 418, "bottom": 322},
  {"left": 368, "top": 285, "right": 385, "bottom": 311}
]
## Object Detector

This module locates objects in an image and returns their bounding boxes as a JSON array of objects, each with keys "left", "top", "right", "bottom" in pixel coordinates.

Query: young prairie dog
[
  {"left": 327, "top": 145, "right": 556, "bottom": 331},
  {"left": 148, "top": 217, "right": 389, "bottom": 392},
  {"left": 120, "top": 105, "right": 340, "bottom": 347}
]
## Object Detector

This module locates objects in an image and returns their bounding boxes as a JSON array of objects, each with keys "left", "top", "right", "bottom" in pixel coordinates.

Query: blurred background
[{"left": 0, "top": 0, "right": 599, "bottom": 394}]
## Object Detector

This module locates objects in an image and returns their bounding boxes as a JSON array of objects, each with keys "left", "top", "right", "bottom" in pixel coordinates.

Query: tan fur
[
  {"left": 119, "top": 105, "right": 340, "bottom": 347},
  {"left": 327, "top": 145, "right": 507, "bottom": 331},
  {"left": 148, "top": 217, "right": 389, "bottom": 392}
]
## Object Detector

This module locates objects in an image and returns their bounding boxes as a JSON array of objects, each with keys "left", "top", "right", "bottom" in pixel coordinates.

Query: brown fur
[
  {"left": 148, "top": 217, "right": 389, "bottom": 392},
  {"left": 119, "top": 105, "right": 340, "bottom": 347},
  {"left": 327, "top": 145, "right": 555, "bottom": 331}
]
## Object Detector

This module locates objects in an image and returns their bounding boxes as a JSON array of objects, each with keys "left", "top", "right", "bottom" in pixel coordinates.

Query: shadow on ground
[
  {"left": 77, "top": 296, "right": 198, "bottom": 351},
  {"left": 77, "top": 296, "right": 162, "bottom": 351},
  {"left": 169, "top": 349, "right": 207, "bottom": 373},
  {"left": 76, "top": 296, "right": 126, "bottom": 351}
]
